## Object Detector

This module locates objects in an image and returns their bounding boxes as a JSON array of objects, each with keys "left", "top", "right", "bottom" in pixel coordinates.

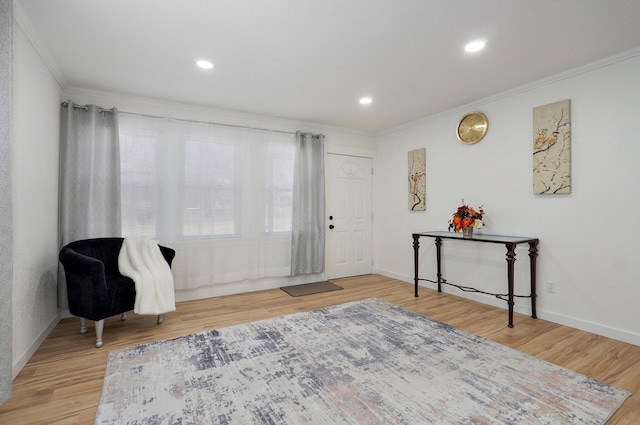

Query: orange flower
[{"left": 448, "top": 203, "right": 485, "bottom": 233}]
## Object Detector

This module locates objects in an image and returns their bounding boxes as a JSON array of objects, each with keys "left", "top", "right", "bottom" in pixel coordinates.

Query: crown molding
[
  {"left": 377, "top": 46, "right": 640, "bottom": 137},
  {"left": 13, "top": 1, "right": 68, "bottom": 90}
]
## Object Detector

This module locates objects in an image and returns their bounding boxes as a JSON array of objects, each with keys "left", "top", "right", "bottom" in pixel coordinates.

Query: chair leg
[
  {"left": 157, "top": 314, "right": 164, "bottom": 324},
  {"left": 79, "top": 318, "right": 87, "bottom": 334},
  {"left": 121, "top": 312, "right": 127, "bottom": 321},
  {"left": 94, "top": 319, "right": 105, "bottom": 348}
]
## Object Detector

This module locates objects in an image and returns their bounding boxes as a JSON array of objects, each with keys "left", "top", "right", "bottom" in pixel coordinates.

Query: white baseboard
[
  {"left": 13, "top": 312, "right": 61, "bottom": 380},
  {"left": 534, "top": 309, "right": 640, "bottom": 347},
  {"left": 375, "top": 268, "right": 640, "bottom": 347},
  {"left": 175, "top": 274, "right": 327, "bottom": 302}
]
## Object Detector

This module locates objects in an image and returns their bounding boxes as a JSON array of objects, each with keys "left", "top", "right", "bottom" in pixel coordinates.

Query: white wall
[
  {"left": 0, "top": 0, "right": 14, "bottom": 405},
  {"left": 12, "top": 25, "right": 62, "bottom": 376},
  {"left": 374, "top": 50, "right": 640, "bottom": 346}
]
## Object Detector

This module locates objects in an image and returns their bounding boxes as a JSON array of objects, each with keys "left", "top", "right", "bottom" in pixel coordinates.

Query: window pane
[
  {"left": 264, "top": 143, "right": 294, "bottom": 233},
  {"left": 120, "top": 135, "right": 157, "bottom": 237},
  {"left": 183, "top": 140, "right": 236, "bottom": 236}
]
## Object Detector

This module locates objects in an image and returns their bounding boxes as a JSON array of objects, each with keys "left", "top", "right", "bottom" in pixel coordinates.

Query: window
[{"left": 119, "top": 114, "right": 295, "bottom": 241}]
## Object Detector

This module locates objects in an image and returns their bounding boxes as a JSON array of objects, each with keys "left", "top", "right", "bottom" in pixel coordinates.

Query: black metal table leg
[
  {"left": 505, "top": 243, "right": 516, "bottom": 328},
  {"left": 413, "top": 234, "right": 420, "bottom": 297},
  {"left": 435, "top": 237, "right": 443, "bottom": 292},
  {"left": 528, "top": 240, "right": 539, "bottom": 319}
]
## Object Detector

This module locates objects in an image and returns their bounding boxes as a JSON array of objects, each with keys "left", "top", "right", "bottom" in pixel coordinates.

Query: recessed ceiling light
[
  {"left": 196, "top": 59, "right": 214, "bottom": 69},
  {"left": 464, "top": 39, "right": 487, "bottom": 53},
  {"left": 359, "top": 97, "right": 373, "bottom": 105}
]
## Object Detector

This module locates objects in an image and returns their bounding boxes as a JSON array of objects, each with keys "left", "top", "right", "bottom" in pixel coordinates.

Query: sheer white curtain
[
  {"left": 58, "top": 101, "right": 121, "bottom": 308},
  {"left": 118, "top": 114, "right": 296, "bottom": 290},
  {"left": 291, "top": 132, "right": 325, "bottom": 275}
]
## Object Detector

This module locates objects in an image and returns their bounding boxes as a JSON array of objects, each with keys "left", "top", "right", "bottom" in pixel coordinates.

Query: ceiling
[{"left": 16, "top": 0, "right": 640, "bottom": 133}]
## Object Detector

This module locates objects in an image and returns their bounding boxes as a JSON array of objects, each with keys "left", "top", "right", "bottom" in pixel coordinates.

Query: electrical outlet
[{"left": 546, "top": 281, "right": 556, "bottom": 294}]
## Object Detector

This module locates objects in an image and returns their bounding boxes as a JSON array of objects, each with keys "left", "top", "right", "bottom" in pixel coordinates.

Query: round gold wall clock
[{"left": 456, "top": 111, "right": 489, "bottom": 144}]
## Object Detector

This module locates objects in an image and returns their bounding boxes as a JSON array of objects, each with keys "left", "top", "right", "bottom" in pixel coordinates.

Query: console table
[{"left": 413, "top": 231, "right": 539, "bottom": 327}]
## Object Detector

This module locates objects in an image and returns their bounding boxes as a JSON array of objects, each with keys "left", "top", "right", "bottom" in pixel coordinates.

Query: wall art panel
[
  {"left": 533, "top": 99, "right": 571, "bottom": 194},
  {"left": 408, "top": 148, "right": 426, "bottom": 210}
]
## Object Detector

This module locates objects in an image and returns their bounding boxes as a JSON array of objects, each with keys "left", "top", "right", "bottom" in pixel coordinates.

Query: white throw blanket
[{"left": 118, "top": 237, "right": 176, "bottom": 315}]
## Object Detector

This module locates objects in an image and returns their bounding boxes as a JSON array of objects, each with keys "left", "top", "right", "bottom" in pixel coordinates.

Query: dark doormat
[{"left": 280, "top": 281, "right": 343, "bottom": 297}]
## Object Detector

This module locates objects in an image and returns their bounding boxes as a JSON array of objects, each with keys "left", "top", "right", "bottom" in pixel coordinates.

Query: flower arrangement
[{"left": 448, "top": 203, "right": 484, "bottom": 232}]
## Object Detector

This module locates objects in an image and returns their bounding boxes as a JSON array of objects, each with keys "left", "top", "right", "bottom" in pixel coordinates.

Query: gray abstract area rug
[{"left": 95, "top": 298, "right": 630, "bottom": 424}]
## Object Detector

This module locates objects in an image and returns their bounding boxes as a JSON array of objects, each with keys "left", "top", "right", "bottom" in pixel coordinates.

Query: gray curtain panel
[
  {"left": 290, "top": 132, "right": 325, "bottom": 275},
  {"left": 0, "top": 0, "right": 13, "bottom": 406},
  {"left": 58, "top": 101, "right": 121, "bottom": 308}
]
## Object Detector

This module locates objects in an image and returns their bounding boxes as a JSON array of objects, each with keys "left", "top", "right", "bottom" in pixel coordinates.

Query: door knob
[{"left": 329, "top": 224, "right": 335, "bottom": 229}]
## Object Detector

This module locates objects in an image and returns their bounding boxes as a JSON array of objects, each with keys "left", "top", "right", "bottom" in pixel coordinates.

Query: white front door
[{"left": 325, "top": 154, "right": 373, "bottom": 279}]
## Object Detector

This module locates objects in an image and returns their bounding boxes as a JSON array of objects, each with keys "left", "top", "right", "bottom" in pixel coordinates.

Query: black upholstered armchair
[{"left": 59, "top": 237, "right": 176, "bottom": 347}]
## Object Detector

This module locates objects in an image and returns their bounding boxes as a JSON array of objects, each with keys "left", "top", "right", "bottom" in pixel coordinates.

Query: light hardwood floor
[{"left": 1, "top": 274, "right": 639, "bottom": 424}]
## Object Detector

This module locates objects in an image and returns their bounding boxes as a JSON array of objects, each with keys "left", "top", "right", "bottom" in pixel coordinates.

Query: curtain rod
[
  {"left": 60, "top": 102, "right": 325, "bottom": 137},
  {"left": 61, "top": 101, "right": 115, "bottom": 114},
  {"left": 120, "top": 110, "right": 298, "bottom": 136}
]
